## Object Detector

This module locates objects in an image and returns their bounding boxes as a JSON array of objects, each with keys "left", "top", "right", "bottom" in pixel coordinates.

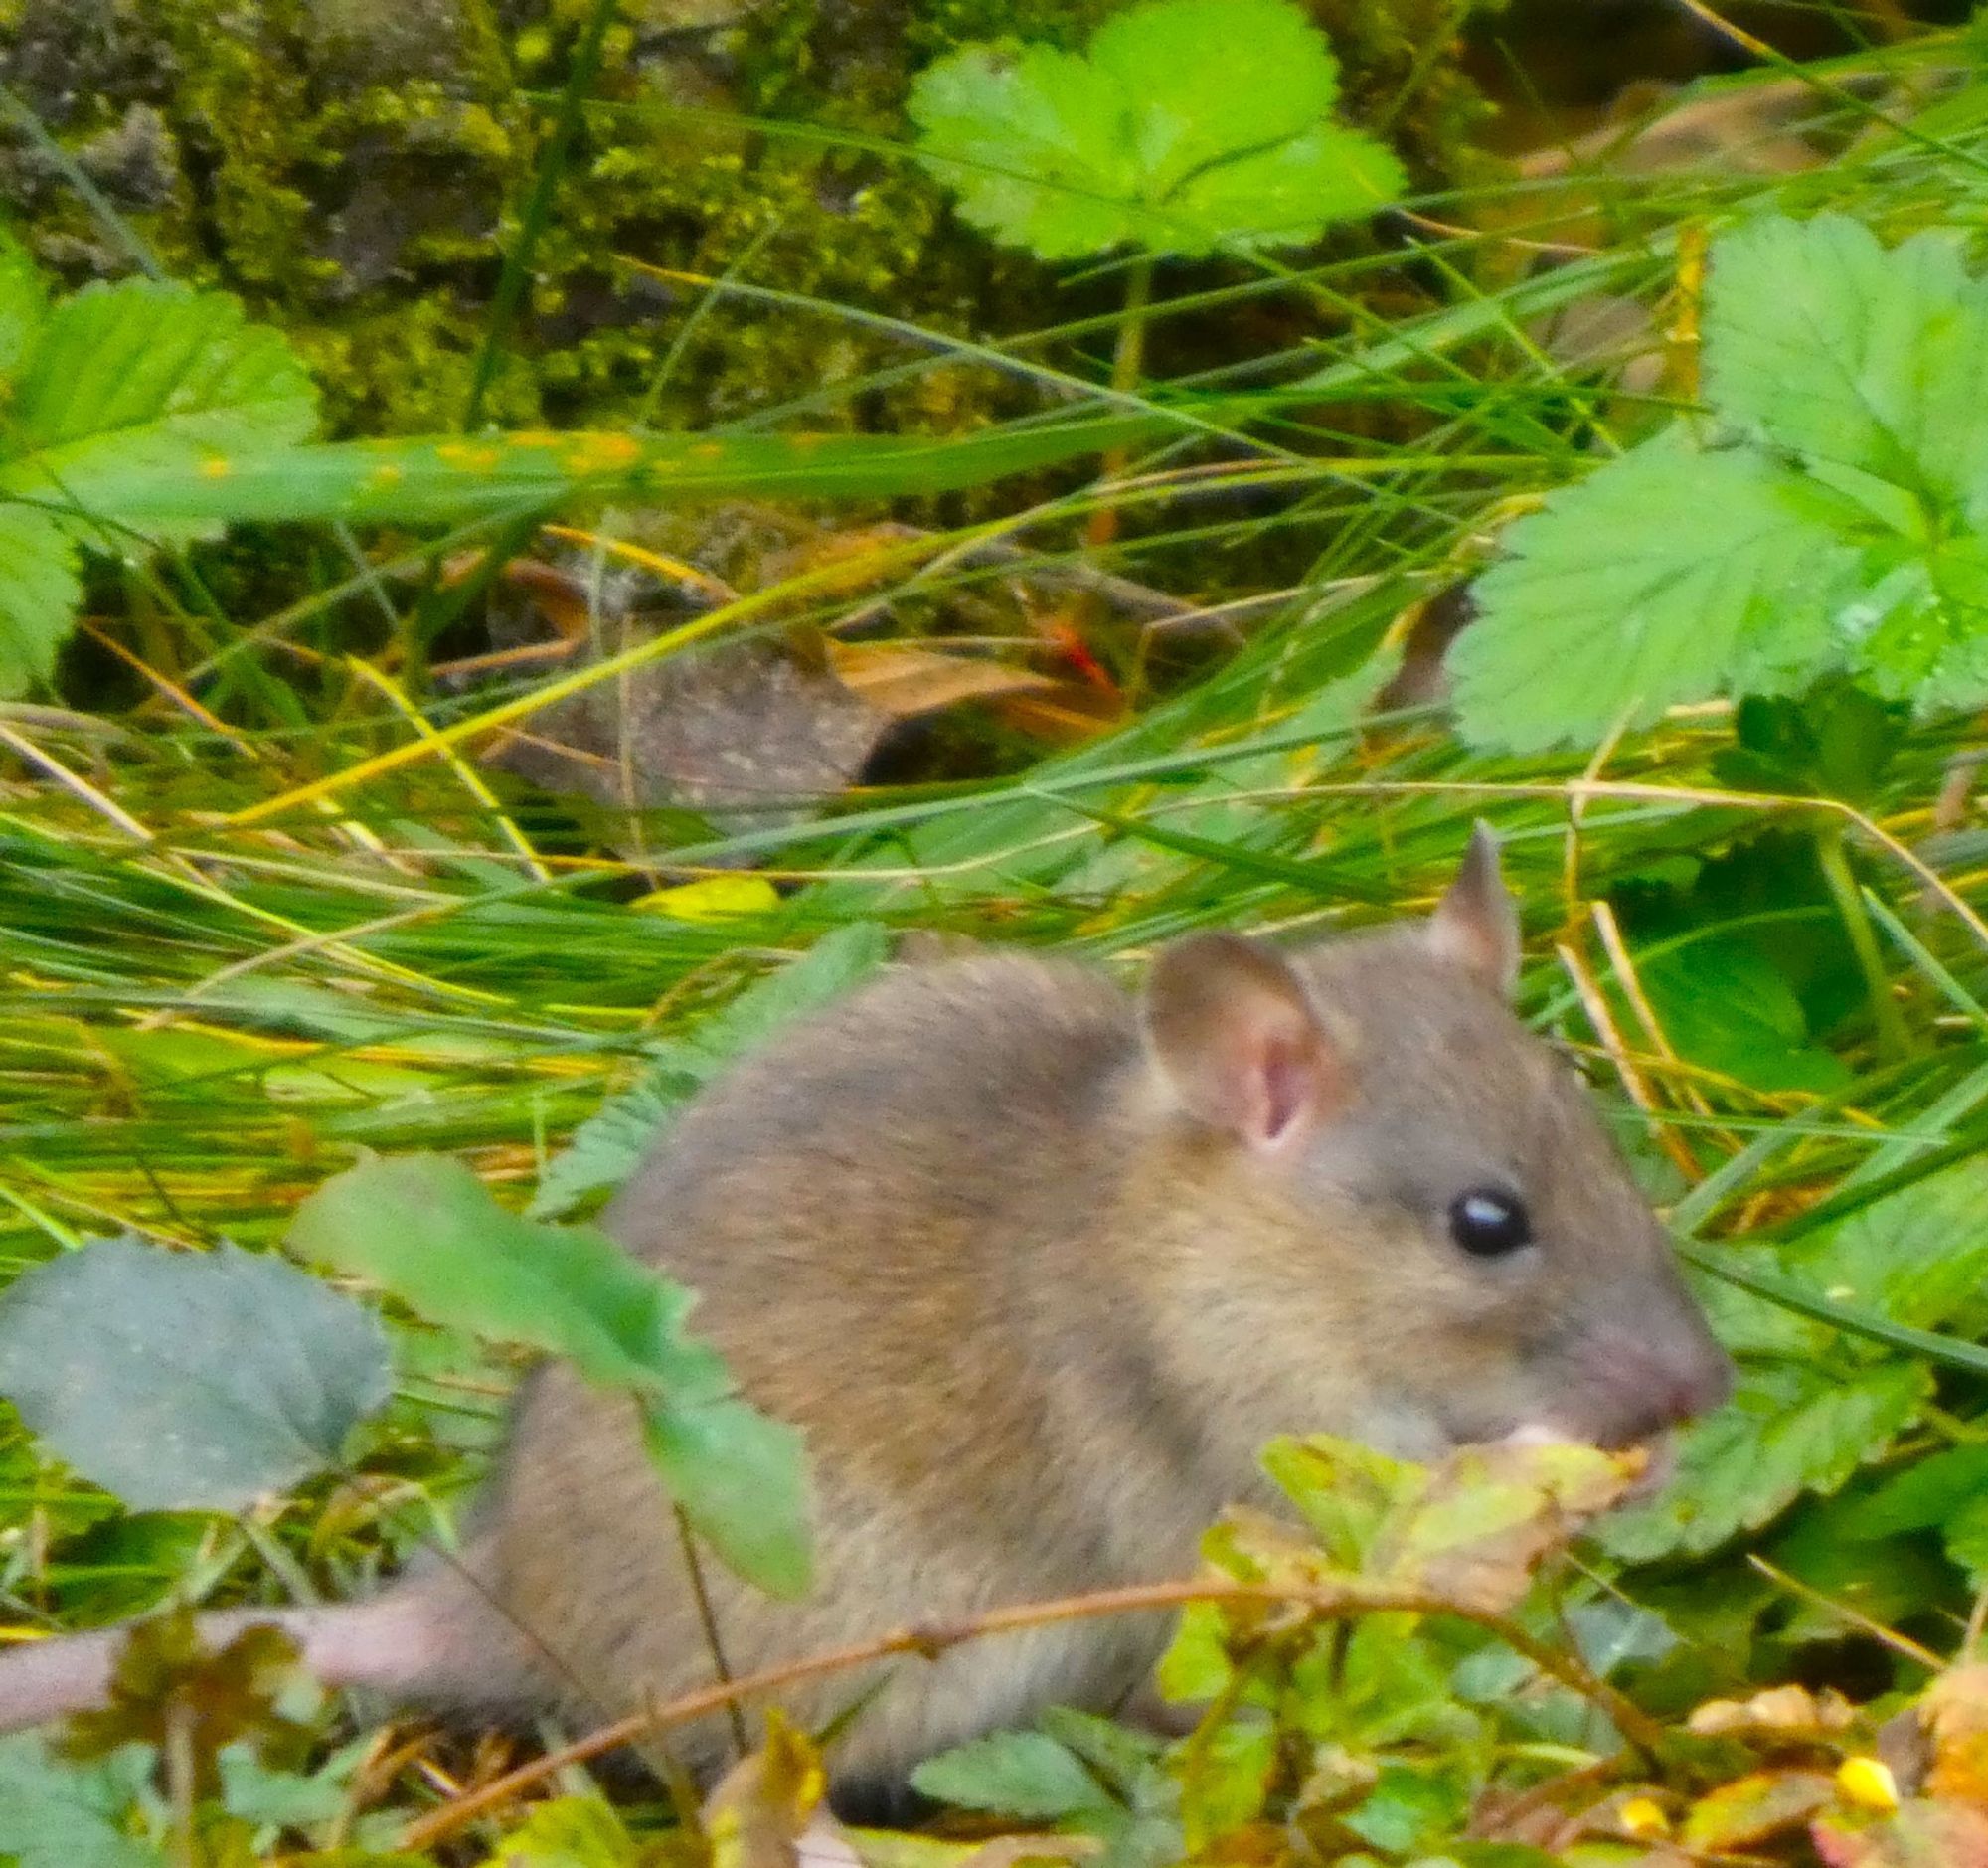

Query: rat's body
[{"left": 0, "top": 835, "right": 1731, "bottom": 1796}]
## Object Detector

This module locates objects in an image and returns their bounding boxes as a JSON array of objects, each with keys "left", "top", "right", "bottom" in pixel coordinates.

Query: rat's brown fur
[{"left": 0, "top": 834, "right": 1730, "bottom": 1797}]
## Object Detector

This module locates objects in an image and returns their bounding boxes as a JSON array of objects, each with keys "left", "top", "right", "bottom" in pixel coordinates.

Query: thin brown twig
[{"left": 399, "top": 1575, "right": 1662, "bottom": 1849}]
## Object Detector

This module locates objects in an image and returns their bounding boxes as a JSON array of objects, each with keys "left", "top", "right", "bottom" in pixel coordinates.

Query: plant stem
[
  {"left": 164, "top": 1699, "right": 198, "bottom": 1868},
  {"left": 1815, "top": 818, "right": 1911, "bottom": 1061},
  {"left": 674, "top": 1502, "right": 749, "bottom": 1760},
  {"left": 402, "top": 1573, "right": 1665, "bottom": 1848},
  {"left": 1083, "top": 255, "right": 1155, "bottom": 552}
]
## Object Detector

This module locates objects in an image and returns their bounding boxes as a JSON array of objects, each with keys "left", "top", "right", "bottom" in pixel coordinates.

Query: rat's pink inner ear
[
  {"left": 1140, "top": 933, "right": 1344, "bottom": 1149},
  {"left": 1426, "top": 821, "right": 1522, "bottom": 997}
]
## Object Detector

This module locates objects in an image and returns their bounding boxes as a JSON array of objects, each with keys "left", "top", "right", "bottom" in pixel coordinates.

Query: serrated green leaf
[
  {"left": 1178, "top": 1712, "right": 1274, "bottom": 1850},
  {"left": 1617, "top": 1164, "right": 1988, "bottom": 1559},
  {"left": 532, "top": 924, "right": 890, "bottom": 1219},
  {"left": 0, "top": 501, "right": 81, "bottom": 694},
  {"left": 910, "top": 0, "right": 1402, "bottom": 261},
  {"left": 0, "top": 231, "right": 49, "bottom": 381},
  {"left": 1601, "top": 1359, "right": 1928, "bottom": 1562},
  {"left": 287, "top": 1154, "right": 812, "bottom": 1597},
  {"left": 1455, "top": 429, "right": 1863, "bottom": 752},
  {"left": 1704, "top": 213, "right": 1988, "bottom": 506},
  {"left": 911, "top": 1730, "right": 1113, "bottom": 1819},
  {"left": 0, "top": 1735, "right": 162, "bottom": 1868},
  {"left": 0, "top": 279, "right": 317, "bottom": 551},
  {"left": 1841, "top": 1443, "right": 1988, "bottom": 1541},
  {"left": 0, "top": 1234, "right": 391, "bottom": 1513}
]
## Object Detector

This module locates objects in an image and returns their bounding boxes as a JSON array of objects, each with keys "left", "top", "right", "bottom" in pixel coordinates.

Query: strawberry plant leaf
[
  {"left": 288, "top": 1154, "right": 812, "bottom": 1597},
  {"left": 1603, "top": 1165, "right": 1988, "bottom": 1560},
  {"left": 0, "top": 278, "right": 318, "bottom": 553},
  {"left": 909, "top": 0, "right": 1403, "bottom": 261},
  {"left": 1703, "top": 213, "right": 1988, "bottom": 505},
  {"left": 0, "top": 502, "right": 82, "bottom": 694},
  {"left": 1601, "top": 1359, "right": 1928, "bottom": 1561},
  {"left": 1452, "top": 428, "right": 1862, "bottom": 752},
  {"left": 0, "top": 1235, "right": 391, "bottom": 1513},
  {"left": 0, "top": 231, "right": 48, "bottom": 378}
]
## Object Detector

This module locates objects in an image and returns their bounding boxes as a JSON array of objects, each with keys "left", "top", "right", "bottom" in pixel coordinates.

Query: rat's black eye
[{"left": 1448, "top": 1189, "right": 1532, "bottom": 1258}]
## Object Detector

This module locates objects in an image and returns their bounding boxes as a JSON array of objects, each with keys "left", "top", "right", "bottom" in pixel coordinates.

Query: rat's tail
[{"left": 0, "top": 1555, "right": 532, "bottom": 1736}]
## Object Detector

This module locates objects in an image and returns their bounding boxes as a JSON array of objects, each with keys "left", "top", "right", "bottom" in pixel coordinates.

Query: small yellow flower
[
  {"left": 1619, "top": 1796, "right": 1671, "bottom": 1838},
  {"left": 1836, "top": 1756, "right": 1900, "bottom": 1812}
]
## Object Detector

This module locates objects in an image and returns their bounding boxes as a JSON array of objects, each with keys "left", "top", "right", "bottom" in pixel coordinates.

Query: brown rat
[{"left": 0, "top": 829, "right": 1731, "bottom": 1798}]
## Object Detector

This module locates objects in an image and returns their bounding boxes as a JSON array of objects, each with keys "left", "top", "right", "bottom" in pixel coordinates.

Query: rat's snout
[
  {"left": 1564, "top": 1298, "right": 1734, "bottom": 1449},
  {"left": 1628, "top": 1324, "right": 1734, "bottom": 1431}
]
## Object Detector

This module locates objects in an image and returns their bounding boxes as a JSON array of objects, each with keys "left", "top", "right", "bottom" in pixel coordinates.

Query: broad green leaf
[
  {"left": 0, "top": 279, "right": 318, "bottom": 551},
  {"left": 290, "top": 1154, "right": 714, "bottom": 1397},
  {"left": 910, "top": 0, "right": 1403, "bottom": 261},
  {"left": 1636, "top": 935, "right": 1849, "bottom": 1096},
  {"left": 56, "top": 413, "right": 1174, "bottom": 531},
  {"left": 532, "top": 923, "right": 890, "bottom": 1219},
  {"left": 1846, "top": 1443, "right": 1988, "bottom": 1537},
  {"left": 1704, "top": 213, "right": 1988, "bottom": 506},
  {"left": 0, "top": 231, "right": 48, "bottom": 380},
  {"left": 911, "top": 1730, "right": 1113, "bottom": 1819},
  {"left": 1454, "top": 428, "right": 1863, "bottom": 752},
  {"left": 0, "top": 1735, "right": 161, "bottom": 1868},
  {"left": 1611, "top": 1164, "right": 1988, "bottom": 1559},
  {"left": 1603, "top": 1359, "right": 1928, "bottom": 1561},
  {"left": 641, "top": 1393, "right": 812, "bottom": 1601},
  {"left": 0, "top": 502, "right": 81, "bottom": 693},
  {"left": 287, "top": 1154, "right": 812, "bottom": 1596},
  {"left": 0, "top": 1234, "right": 391, "bottom": 1513}
]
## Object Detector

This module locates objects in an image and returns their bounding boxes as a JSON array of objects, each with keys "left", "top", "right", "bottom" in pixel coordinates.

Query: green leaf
[
  {"left": 468, "top": 1795, "right": 637, "bottom": 1868},
  {"left": 0, "top": 231, "right": 49, "bottom": 380},
  {"left": 56, "top": 413, "right": 1176, "bottom": 532},
  {"left": 1636, "top": 935, "right": 1850, "bottom": 1096},
  {"left": 1452, "top": 429, "right": 1862, "bottom": 753},
  {"left": 532, "top": 923, "right": 889, "bottom": 1219},
  {"left": 1605, "top": 1354, "right": 1927, "bottom": 1562},
  {"left": 0, "top": 1234, "right": 391, "bottom": 1513},
  {"left": 1614, "top": 1164, "right": 1988, "bottom": 1559},
  {"left": 0, "top": 502, "right": 81, "bottom": 694},
  {"left": 287, "top": 1154, "right": 813, "bottom": 1597},
  {"left": 909, "top": 0, "right": 1403, "bottom": 261},
  {"left": 290, "top": 1155, "right": 717, "bottom": 1396},
  {"left": 0, "top": 279, "right": 318, "bottom": 551},
  {"left": 0, "top": 1735, "right": 162, "bottom": 1868},
  {"left": 641, "top": 1394, "right": 812, "bottom": 1601},
  {"left": 1704, "top": 213, "right": 1988, "bottom": 506},
  {"left": 1178, "top": 1712, "right": 1274, "bottom": 1850},
  {"left": 1841, "top": 1443, "right": 1988, "bottom": 1540},
  {"left": 911, "top": 1730, "right": 1113, "bottom": 1819}
]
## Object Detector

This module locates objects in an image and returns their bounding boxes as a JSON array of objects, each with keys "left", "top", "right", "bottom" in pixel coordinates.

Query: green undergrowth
[{"left": 2, "top": 5, "right": 1988, "bottom": 1862}]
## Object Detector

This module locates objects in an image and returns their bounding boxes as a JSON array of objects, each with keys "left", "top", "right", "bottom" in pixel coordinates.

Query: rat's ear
[
  {"left": 1141, "top": 933, "right": 1345, "bottom": 1150},
  {"left": 1426, "top": 820, "right": 1521, "bottom": 997}
]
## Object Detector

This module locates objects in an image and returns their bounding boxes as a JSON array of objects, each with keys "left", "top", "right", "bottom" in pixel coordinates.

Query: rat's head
[{"left": 1136, "top": 827, "right": 1732, "bottom": 1465}]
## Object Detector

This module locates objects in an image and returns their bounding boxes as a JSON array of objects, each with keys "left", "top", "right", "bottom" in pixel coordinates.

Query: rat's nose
[
  {"left": 1638, "top": 1321, "right": 1734, "bottom": 1429},
  {"left": 1576, "top": 1308, "right": 1734, "bottom": 1445}
]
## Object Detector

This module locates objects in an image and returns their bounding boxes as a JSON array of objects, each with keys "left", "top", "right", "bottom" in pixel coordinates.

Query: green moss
[{"left": 0, "top": 0, "right": 1501, "bottom": 449}]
